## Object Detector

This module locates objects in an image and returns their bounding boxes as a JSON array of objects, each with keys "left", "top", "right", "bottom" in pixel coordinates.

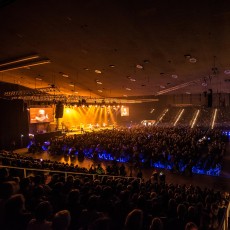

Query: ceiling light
[
  {"left": 109, "top": 64, "right": 115, "bottom": 68},
  {"left": 35, "top": 77, "right": 42, "bottom": 81},
  {"left": 189, "top": 57, "right": 197, "bottom": 63},
  {"left": 172, "top": 74, "right": 178, "bottom": 79},
  {"left": 84, "top": 68, "right": 89, "bottom": 71},
  {"left": 130, "top": 78, "right": 136, "bottom": 82},
  {"left": 143, "top": 60, "right": 149, "bottom": 63},
  {"left": 123, "top": 94, "right": 128, "bottom": 97},
  {"left": 74, "top": 91, "right": 78, "bottom": 94},
  {"left": 98, "top": 90, "right": 102, "bottom": 92},
  {"left": 202, "top": 82, "right": 207, "bottom": 86},
  {"left": 224, "top": 70, "right": 230, "bottom": 75},
  {"left": 95, "top": 69, "right": 102, "bottom": 74},
  {"left": 126, "top": 88, "right": 131, "bottom": 91},
  {"left": 185, "top": 92, "right": 191, "bottom": 94},
  {"left": 69, "top": 84, "right": 74, "bottom": 87},
  {"left": 160, "top": 85, "right": 165, "bottom": 89},
  {"left": 184, "top": 54, "right": 191, "bottom": 59},
  {"left": 136, "top": 64, "right": 143, "bottom": 69},
  {"left": 62, "top": 74, "right": 69, "bottom": 78},
  {"left": 96, "top": 80, "right": 102, "bottom": 84}
]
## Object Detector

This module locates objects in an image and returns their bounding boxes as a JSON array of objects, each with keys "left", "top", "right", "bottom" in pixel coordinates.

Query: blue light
[
  {"left": 151, "top": 160, "right": 221, "bottom": 176},
  {"left": 42, "top": 145, "right": 48, "bottom": 151}
]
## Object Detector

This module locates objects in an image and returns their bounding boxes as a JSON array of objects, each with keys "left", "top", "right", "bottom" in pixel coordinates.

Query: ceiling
[{"left": 1, "top": 0, "right": 230, "bottom": 101}]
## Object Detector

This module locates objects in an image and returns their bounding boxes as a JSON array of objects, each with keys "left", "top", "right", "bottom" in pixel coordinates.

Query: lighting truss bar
[
  {"left": 0, "top": 54, "right": 40, "bottom": 67},
  {"left": 3, "top": 91, "right": 159, "bottom": 105},
  {"left": 173, "top": 109, "right": 184, "bottom": 126},
  {"left": 0, "top": 59, "right": 51, "bottom": 72},
  {"left": 156, "top": 79, "right": 201, "bottom": 95},
  {"left": 12, "top": 94, "right": 66, "bottom": 101},
  {"left": 191, "top": 109, "right": 200, "bottom": 128},
  {"left": 211, "top": 109, "right": 217, "bottom": 129},
  {"left": 37, "top": 86, "right": 60, "bottom": 93},
  {"left": 4, "top": 89, "right": 44, "bottom": 96},
  {"left": 4, "top": 86, "right": 59, "bottom": 97}
]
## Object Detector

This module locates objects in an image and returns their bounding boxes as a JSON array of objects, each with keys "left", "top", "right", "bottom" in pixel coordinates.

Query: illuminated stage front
[{"left": 60, "top": 105, "right": 118, "bottom": 131}]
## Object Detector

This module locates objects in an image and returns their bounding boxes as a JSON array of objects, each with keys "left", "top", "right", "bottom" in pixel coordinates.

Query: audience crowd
[
  {"left": 0, "top": 151, "right": 127, "bottom": 177},
  {"left": 0, "top": 126, "right": 229, "bottom": 229},
  {"left": 0, "top": 166, "right": 228, "bottom": 230},
  {"left": 34, "top": 127, "right": 227, "bottom": 175}
]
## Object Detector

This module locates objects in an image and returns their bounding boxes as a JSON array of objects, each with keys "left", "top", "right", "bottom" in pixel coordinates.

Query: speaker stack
[
  {"left": 55, "top": 102, "right": 64, "bottom": 118},
  {"left": 207, "top": 89, "right": 213, "bottom": 107}
]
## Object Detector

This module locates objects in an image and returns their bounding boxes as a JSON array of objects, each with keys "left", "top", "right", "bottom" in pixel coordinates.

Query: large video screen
[
  {"left": 121, "top": 106, "right": 129, "bottom": 116},
  {"left": 30, "top": 108, "right": 54, "bottom": 123}
]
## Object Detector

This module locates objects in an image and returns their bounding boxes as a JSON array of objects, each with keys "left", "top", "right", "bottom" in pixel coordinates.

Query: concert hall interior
[{"left": 1, "top": 1, "right": 230, "bottom": 230}]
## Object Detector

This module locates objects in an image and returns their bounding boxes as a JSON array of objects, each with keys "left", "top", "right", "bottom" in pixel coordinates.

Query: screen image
[
  {"left": 30, "top": 108, "right": 54, "bottom": 123},
  {"left": 121, "top": 106, "right": 129, "bottom": 116}
]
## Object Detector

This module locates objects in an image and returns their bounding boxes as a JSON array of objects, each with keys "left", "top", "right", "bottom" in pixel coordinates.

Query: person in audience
[
  {"left": 88, "top": 217, "right": 112, "bottom": 230},
  {"left": 27, "top": 201, "right": 52, "bottom": 230},
  {"left": 184, "top": 222, "right": 198, "bottom": 230},
  {"left": 52, "top": 210, "right": 71, "bottom": 230},
  {"left": 149, "top": 217, "right": 163, "bottom": 230},
  {"left": 67, "top": 189, "right": 82, "bottom": 229},
  {"left": 3, "top": 194, "right": 32, "bottom": 230},
  {"left": 124, "top": 209, "right": 143, "bottom": 230}
]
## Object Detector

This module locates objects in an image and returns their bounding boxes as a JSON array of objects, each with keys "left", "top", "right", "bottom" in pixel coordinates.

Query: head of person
[
  {"left": 125, "top": 209, "right": 143, "bottom": 230},
  {"left": 149, "top": 217, "right": 163, "bottom": 230},
  {"left": 52, "top": 210, "right": 71, "bottom": 230},
  {"left": 35, "top": 201, "right": 53, "bottom": 222},
  {"left": 89, "top": 217, "right": 112, "bottom": 230},
  {"left": 185, "top": 222, "right": 198, "bottom": 230},
  {"left": 5, "top": 194, "right": 25, "bottom": 215},
  {"left": 39, "top": 109, "right": 45, "bottom": 115}
]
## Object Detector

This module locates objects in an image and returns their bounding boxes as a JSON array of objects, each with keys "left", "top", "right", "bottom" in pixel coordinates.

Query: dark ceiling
[{"left": 1, "top": 0, "right": 230, "bottom": 100}]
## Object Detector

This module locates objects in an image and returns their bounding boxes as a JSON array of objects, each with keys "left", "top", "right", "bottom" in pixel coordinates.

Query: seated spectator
[
  {"left": 52, "top": 210, "right": 71, "bottom": 230},
  {"left": 185, "top": 222, "right": 198, "bottom": 230},
  {"left": 89, "top": 217, "right": 112, "bottom": 230},
  {"left": 124, "top": 209, "right": 143, "bottom": 230},
  {"left": 79, "top": 195, "right": 104, "bottom": 229},
  {"left": 149, "top": 217, "right": 163, "bottom": 230},
  {"left": 3, "top": 194, "right": 32, "bottom": 230},
  {"left": 67, "top": 189, "right": 82, "bottom": 229},
  {"left": 27, "top": 201, "right": 52, "bottom": 230}
]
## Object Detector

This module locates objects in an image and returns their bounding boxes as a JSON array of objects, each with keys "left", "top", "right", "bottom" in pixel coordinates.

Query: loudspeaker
[
  {"left": 207, "top": 89, "right": 213, "bottom": 107},
  {"left": 55, "top": 102, "right": 64, "bottom": 118}
]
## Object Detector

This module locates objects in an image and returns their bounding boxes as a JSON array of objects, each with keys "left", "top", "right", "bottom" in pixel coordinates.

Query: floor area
[{"left": 14, "top": 137, "right": 230, "bottom": 192}]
